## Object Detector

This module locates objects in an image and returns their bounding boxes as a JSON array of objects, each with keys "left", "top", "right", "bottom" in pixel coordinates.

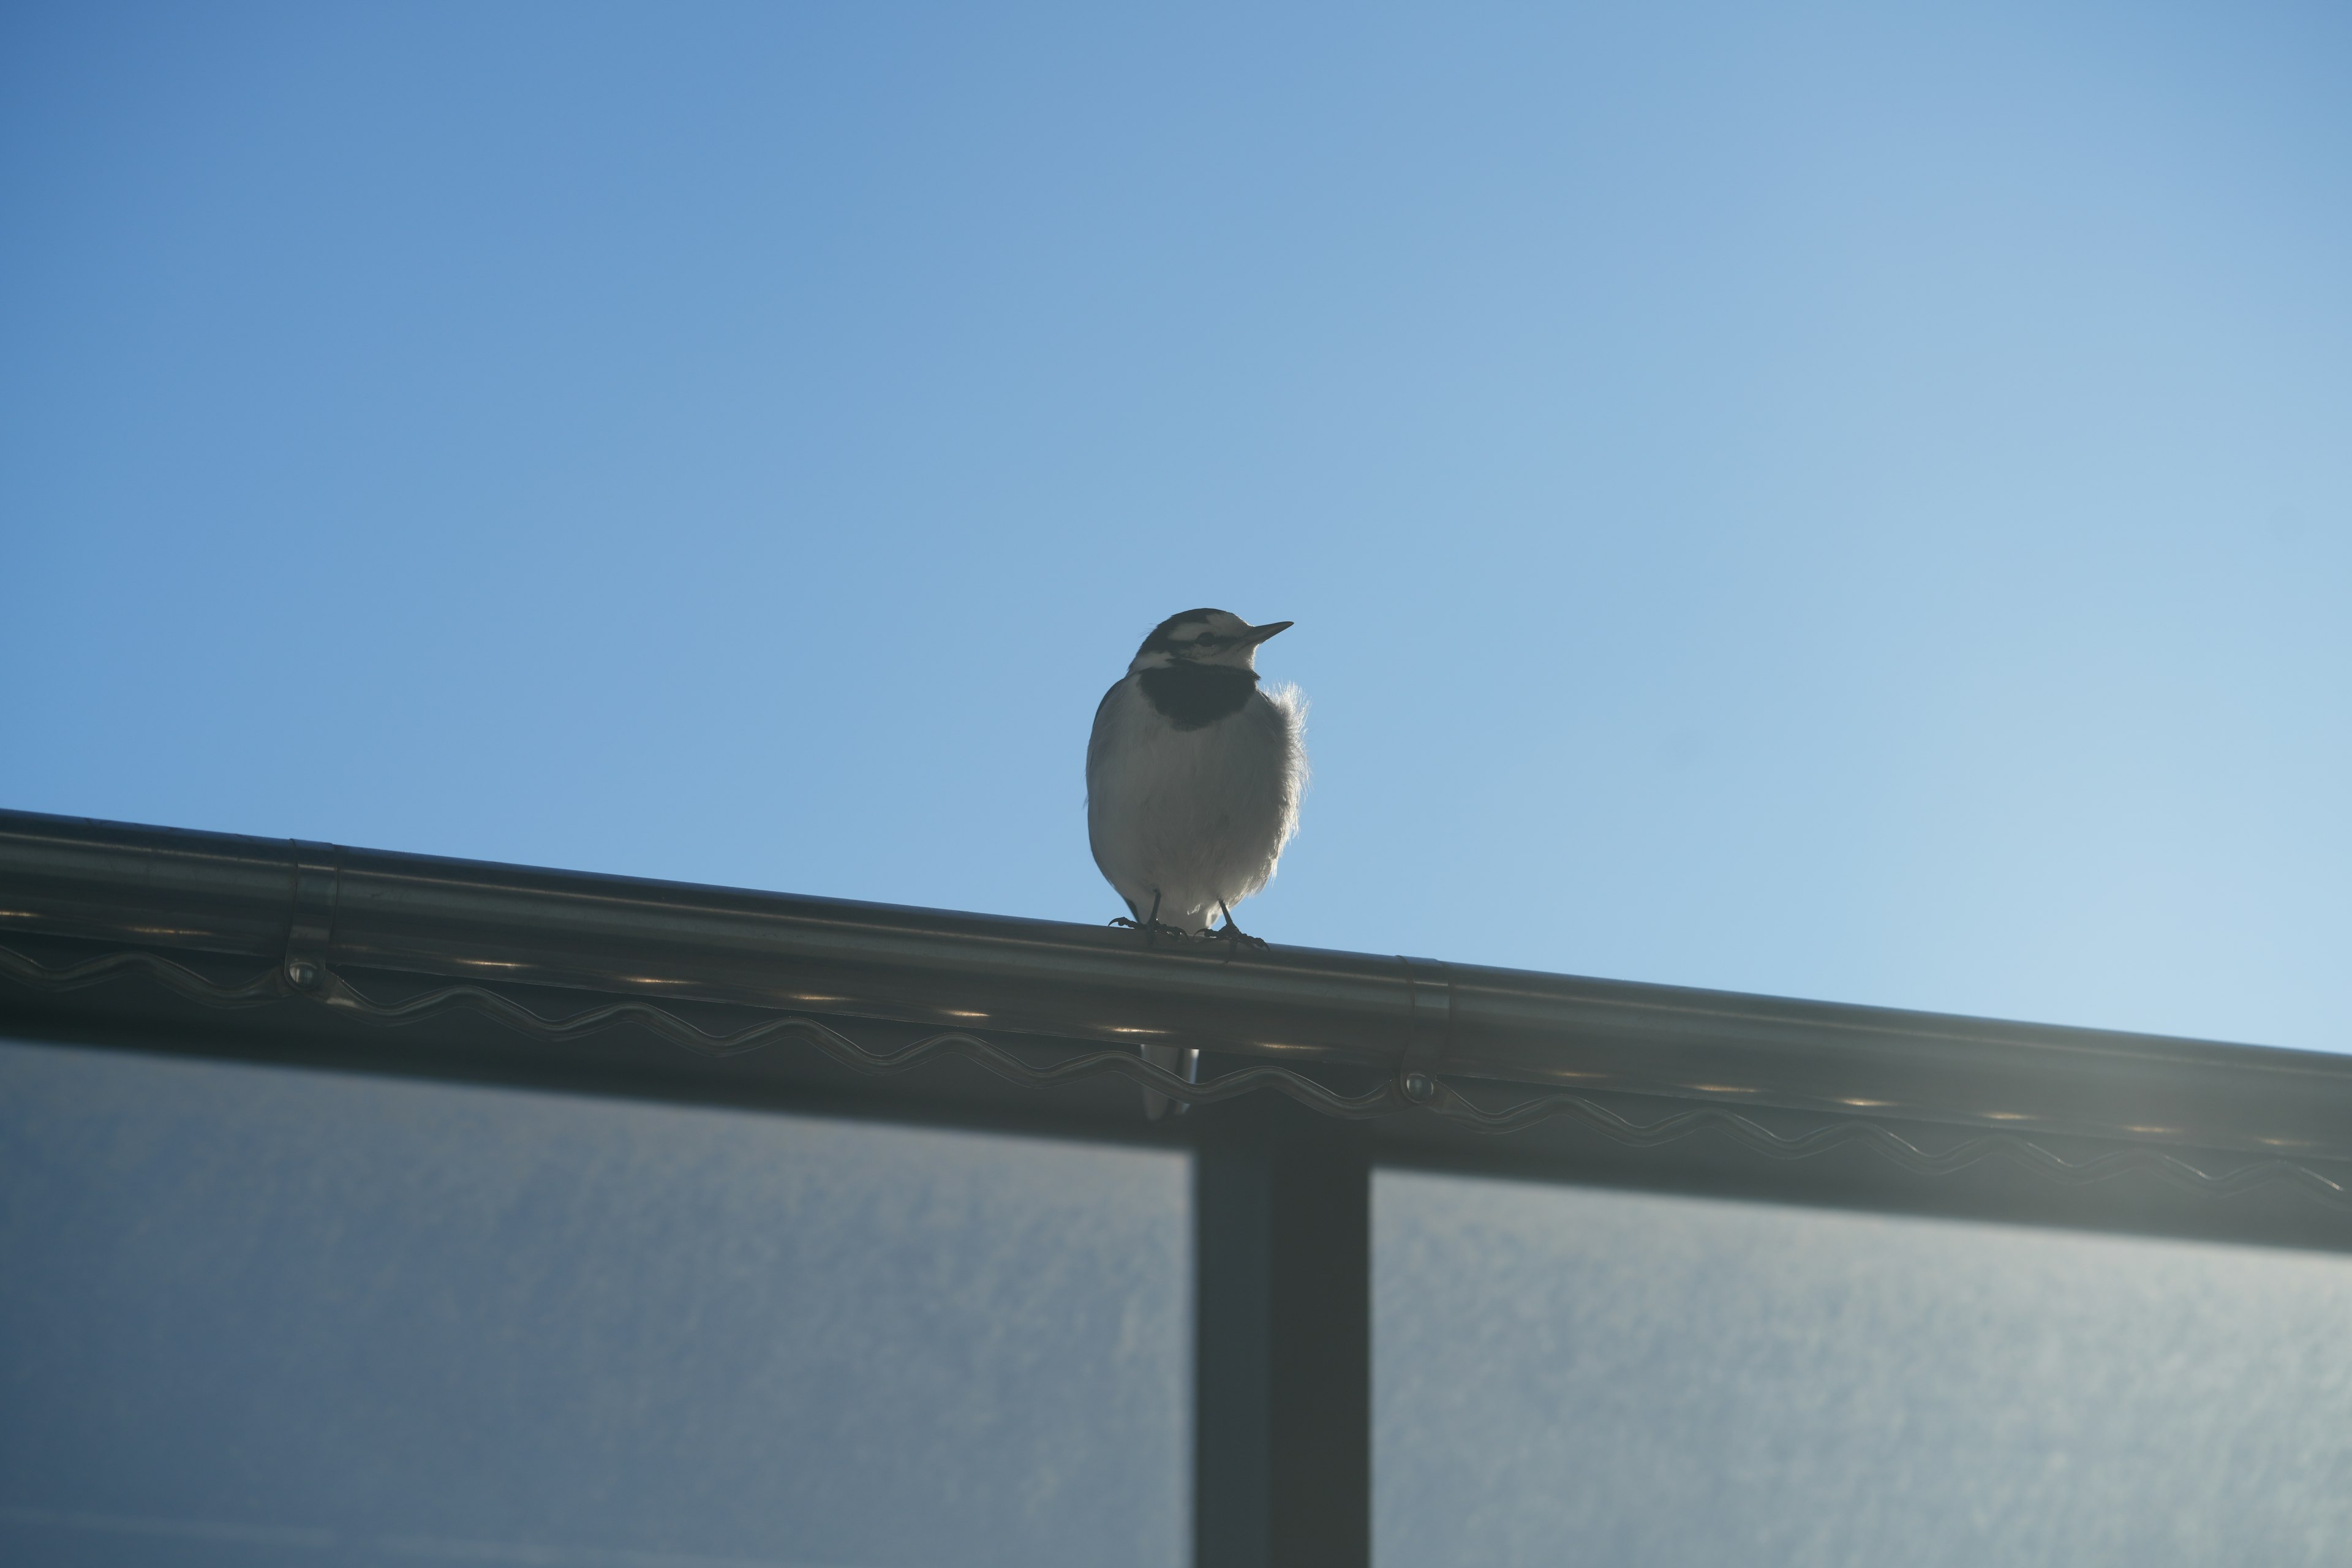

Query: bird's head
[{"left": 1128, "top": 608, "right": 1293, "bottom": 674}]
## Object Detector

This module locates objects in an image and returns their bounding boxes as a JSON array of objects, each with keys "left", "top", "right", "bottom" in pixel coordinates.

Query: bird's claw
[
  {"left": 1110, "top": 916, "right": 1195, "bottom": 947},
  {"left": 1200, "top": 924, "right": 1269, "bottom": 960}
]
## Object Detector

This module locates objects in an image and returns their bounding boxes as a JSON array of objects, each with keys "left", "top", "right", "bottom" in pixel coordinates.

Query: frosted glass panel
[
  {"left": 0, "top": 1038, "right": 1188, "bottom": 1568},
  {"left": 1376, "top": 1169, "right": 2352, "bottom": 1567}
]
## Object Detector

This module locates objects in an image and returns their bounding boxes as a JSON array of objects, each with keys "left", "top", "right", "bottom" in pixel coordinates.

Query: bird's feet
[
  {"left": 1199, "top": 905, "right": 1269, "bottom": 961},
  {"left": 1110, "top": 916, "right": 1195, "bottom": 948},
  {"left": 1113, "top": 891, "right": 1196, "bottom": 948}
]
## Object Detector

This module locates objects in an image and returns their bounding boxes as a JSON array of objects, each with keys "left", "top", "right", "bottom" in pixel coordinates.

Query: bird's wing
[
  {"left": 1084, "top": 676, "right": 1128, "bottom": 792},
  {"left": 1248, "top": 683, "right": 1311, "bottom": 856},
  {"left": 1253, "top": 682, "right": 1309, "bottom": 785}
]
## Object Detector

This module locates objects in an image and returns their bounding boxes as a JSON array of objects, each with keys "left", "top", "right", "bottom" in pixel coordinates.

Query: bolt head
[
  {"left": 1401, "top": 1071, "right": 1434, "bottom": 1104},
  {"left": 286, "top": 960, "right": 319, "bottom": 990}
]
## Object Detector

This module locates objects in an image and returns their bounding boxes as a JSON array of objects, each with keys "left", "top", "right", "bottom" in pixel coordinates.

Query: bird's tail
[{"left": 1140, "top": 1042, "right": 1200, "bottom": 1121}]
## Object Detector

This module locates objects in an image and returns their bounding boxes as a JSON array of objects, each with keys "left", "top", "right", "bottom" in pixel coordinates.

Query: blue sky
[{"left": 4, "top": 1, "right": 2348, "bottom": 1052}]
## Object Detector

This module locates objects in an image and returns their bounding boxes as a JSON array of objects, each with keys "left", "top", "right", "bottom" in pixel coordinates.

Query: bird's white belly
[{"left": 1087, "top": 687, "right": 1295, "bottom": 930}]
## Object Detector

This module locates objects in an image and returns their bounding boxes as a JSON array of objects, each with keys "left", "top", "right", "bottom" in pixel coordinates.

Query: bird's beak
[{"left": 1243, "top": 620, "right": 1294, "bottom": 645}]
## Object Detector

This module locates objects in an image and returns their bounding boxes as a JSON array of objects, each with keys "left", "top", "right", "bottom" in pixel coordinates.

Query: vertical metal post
[{"left": 1195, "top": 1096, "right": 1370, "bottom": 1568}]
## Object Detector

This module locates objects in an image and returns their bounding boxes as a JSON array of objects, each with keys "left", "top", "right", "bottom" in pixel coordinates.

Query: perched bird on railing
[{"left": 1086, "top": 608, "right": 1307, "bottom": 1118}]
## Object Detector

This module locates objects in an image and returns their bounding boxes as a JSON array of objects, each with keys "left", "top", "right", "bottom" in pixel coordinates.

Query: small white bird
[{"left": 1086, "top": 608, "right": 1307, "bottom": 1117}]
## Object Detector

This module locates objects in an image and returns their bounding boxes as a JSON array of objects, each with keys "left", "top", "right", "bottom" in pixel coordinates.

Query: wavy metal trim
[{"left": 4, "top": 941, "right": 2343, "bottom": 1207}]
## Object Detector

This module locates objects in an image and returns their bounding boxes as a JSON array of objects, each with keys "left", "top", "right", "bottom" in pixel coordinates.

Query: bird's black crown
[{"left": 1139, "top": 608, "right": 1232, "bottom": 657}]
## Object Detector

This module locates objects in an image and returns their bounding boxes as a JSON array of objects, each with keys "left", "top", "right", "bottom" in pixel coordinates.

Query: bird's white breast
[{"left": 1085, "top": 676, "right": 1306, "bottom": 930}]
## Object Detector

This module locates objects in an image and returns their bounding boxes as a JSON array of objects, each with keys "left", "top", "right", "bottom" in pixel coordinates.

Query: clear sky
[{"left": 4, "top": 1, "right": 2348, "bottom": 1053}]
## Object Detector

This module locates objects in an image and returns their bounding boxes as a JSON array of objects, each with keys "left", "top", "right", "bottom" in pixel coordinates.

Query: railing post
[{"left": 1195, "top": 1095, "right": 1371, "bottom": 1568}]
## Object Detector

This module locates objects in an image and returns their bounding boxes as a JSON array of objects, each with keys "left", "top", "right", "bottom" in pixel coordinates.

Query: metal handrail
[{"left": 4, "top": 808, "right": 2347, "bottom": 1168}]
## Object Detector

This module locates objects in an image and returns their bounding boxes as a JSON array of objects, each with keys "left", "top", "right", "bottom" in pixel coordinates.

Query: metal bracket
[
  {"left": 1394, "top": 956, "right": 1452, "bottom": 1104},
  {"left": 282, "top": 839, "right": 342, "bottom": 993}
]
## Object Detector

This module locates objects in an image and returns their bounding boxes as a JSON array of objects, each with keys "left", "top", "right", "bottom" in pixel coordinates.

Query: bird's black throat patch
[{"left": 1140, "top": 663, "right": 1258, "bottom": 729}]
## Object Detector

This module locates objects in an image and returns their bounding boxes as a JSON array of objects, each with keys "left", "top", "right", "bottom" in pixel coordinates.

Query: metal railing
[
  {"left": 6, "top": 807, "right": 2350, "bottom": 1567},
  {"left": 6, "top": 809, "right": 2348, "bottom": 1191}
]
